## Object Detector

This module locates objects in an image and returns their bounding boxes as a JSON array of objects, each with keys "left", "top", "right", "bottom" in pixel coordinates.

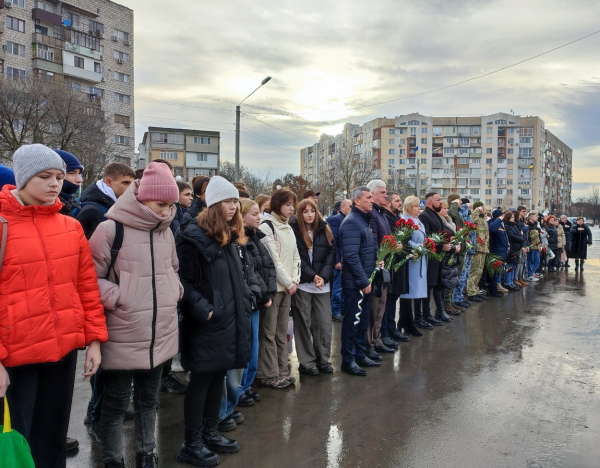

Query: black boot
[
  {"left": 580, "top": 260, "right": 585, "bottom": 271},
  {"left": 400, "top": 299, "right": 421, "bottom": 336},
  {"left": 203, "top": 418, "right": 240, "bottom": 454},
  {"left": 436, "top": 309, "right": 452, "bottom": 322},
  {"left": 136, "top": 451, "right": 158, "bottom": 468},
  {"left": 575, "top": 259, "right": 579, "bottom": 271},
  {"left": 176, "top": 426, "right": 220, "bottom": 467},
  {"left": 104, "top": 460, "right": 125, "bottom": 468}
]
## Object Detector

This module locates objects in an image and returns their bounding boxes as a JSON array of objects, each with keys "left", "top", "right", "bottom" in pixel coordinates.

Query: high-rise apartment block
[
  {"left": 301, "top": 112, "right": 573, "bottom": 212},
  {"left": 137, "top": 127, "right": 221, "bottom": 181},
  {"left": 0, "top": 0, "right": 134, "bottom": 164}
]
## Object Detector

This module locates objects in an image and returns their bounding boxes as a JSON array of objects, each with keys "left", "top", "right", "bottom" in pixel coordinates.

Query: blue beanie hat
[
  {"left": 0, "top": 164, "right": 16, "bottom": 189},
  {"left": 55, "top": 150, "right": 84, "bottom": 173},
  {"left": 492, "top": 208, "right": 503, "bottom": 219}
]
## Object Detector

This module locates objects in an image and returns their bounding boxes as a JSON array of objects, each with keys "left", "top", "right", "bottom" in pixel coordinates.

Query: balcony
[
  {"left": 37, "top": 34, "right": 66, "bottom": 52},
  {"left": 32, "top": 58, "right": 63, "bottom": 74},
  {"left": 33, "top": 8, "right": 63, "bottom": 27},
  {"left": 65, "top": 41, "right": 101, "bottom": 60},
  {"left": 63, "top": 63, "right": 102, "bottom": 83}
]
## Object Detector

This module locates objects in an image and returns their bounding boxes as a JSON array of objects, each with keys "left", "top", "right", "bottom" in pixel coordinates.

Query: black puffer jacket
[
  {"left": 244, "top": 226, "right": 277, "bottom": 308},
  {"left": 291, "top": 219, "right": 337, "bottom": 285},
  {"left": 176, "top": 223, "right": 251, "bottom": 373},
  {"left": 170, "top": 203, "right": 187, "bottom": 234},
  {"left": 420, "top": 207, "right": 457, "bottom": 286},
  {"left": 441, "top": 254, "right": 460, "bottom": 289},
  {"left": 58, "top": 194, "right": 81, "bottom": 217},
  {"left": 546, "top": 224, "right": 558, "bottom": 250},
  {"left": 505, "top": 221, "right": 525, "bottom": 256},
  {"left": 178, "top": 198, "right": 206, "bottom": 234},
  {"left": 77, "top": 182, "right": 115, "bottom": 239}
]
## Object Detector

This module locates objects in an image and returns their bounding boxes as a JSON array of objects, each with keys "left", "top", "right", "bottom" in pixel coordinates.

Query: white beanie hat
[
  {"left": 205, "top": 176, "right": 239, "bottom": 208},
  {"left": 13, "top": 144, "right": 66, "bottom": 190}
]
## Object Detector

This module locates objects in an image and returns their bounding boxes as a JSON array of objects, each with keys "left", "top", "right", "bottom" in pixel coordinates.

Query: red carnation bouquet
[
  {"left": 370, "top": 234, "right": 402, "bottom": 283},
  {"left": 394, "top": 218, "right": 419, "bottom": 246},
  {"left": 485, "top": 254, "right": 510, "bottom": 277}
]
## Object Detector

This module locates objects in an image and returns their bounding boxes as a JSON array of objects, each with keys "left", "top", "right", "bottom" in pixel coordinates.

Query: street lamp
[{"left": 235, "top": 76, "right": 272, "bottom": 181}]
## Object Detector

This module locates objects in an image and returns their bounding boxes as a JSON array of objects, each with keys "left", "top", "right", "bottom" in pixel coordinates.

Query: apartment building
[
  {"left": 0, "top": 0, "right": 134, "bottom": 164},
  {"left": 301, "top": 112, "right": 573, "bottom": 212},
  {"left": 137, "top": 127, "right": 221, "bottom": 181}
]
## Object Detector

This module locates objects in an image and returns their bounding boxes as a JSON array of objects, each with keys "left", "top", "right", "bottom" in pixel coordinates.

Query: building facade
[
  {"left": 301, "top": 112, "right": 573, "bottom": 212},
  {"left": 0, "top": 0, "right": 134, "bottom": 164},
  {"left": 137, "top": 127, "right": 220, "bottom": 182}
]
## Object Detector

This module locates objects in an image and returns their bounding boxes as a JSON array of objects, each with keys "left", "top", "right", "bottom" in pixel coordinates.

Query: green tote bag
[{"left": 0, "top": 398, "right": 35, "bottom": 468}]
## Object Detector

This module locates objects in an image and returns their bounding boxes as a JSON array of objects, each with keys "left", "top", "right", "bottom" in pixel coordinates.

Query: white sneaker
[{"left": 528, "top": 276, "right": 539, "bottom": 282}]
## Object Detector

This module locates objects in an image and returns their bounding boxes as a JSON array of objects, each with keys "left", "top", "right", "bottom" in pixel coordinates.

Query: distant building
[
  {"left": 0, "top": 0, "right": 135, "bottom": 165},
  {"left": 301, "top": 112, "right": 573, "bottom": 212},
  {"left": 137, "top": 127, "right": 220, "bottom": 181}
]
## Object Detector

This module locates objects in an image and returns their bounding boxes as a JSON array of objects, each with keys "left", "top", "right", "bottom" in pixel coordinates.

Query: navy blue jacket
[
  {"left": 328, "top": 212, "right": 346, "bottom": 262},
  {"left": 369, "top": 203, "right": 391, "bottom": 249},
  {"left": 489, "top": 217, "right": 509, "bottom": 258},
  {"left": 339, "top": 207, "right": 376, "bottom": 290}
]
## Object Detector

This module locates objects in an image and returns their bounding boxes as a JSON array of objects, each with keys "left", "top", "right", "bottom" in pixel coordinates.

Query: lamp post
[{"left": 235, "top": 76, "right": 272, "bottom": 181}]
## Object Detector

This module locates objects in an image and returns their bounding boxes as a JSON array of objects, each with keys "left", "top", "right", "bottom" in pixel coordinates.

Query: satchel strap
[{"left": 0, "top": 216, "right": 7, "bottom": 278}]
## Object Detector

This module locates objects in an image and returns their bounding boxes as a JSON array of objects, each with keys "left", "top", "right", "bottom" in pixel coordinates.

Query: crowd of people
[{"left": 0, "top": 144, "right": 594, "bottom": 468}]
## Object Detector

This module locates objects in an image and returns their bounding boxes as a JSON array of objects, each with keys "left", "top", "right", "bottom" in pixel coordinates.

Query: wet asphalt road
[{"left": 67, "top": 228, "right": 600, "bottom": 468}]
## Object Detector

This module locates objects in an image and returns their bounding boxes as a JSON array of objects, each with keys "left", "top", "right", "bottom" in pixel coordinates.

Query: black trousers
[
  {"left": 4, "top": 350, "right": 78, "bottom": 468},
  {"left": 422, "top": 285, "right": 443, "bottom": 318},
  {"left": 184, "top": 371, "right": 227, "bottom": 428},
  {"left": 380, "top": 292, "right": 399, "bottom": 338}
]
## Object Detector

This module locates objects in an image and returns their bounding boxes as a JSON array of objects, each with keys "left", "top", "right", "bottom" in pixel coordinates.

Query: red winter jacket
[{"left": 0, "top": 185, "right": 108, "bottom": 367}]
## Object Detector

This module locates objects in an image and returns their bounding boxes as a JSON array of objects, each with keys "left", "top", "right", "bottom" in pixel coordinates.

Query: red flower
[
  {"left": 465, "top": 221, "right": 477, "bottom": 229},
  {"left": 396, "top": 219, "right": 405, "bottom": 228},
  {"left": 477, "top": 237, "right": 485, "bottom": 245},
  {"left": 423, "top": 238, "right": 436, "bottom": 250},
  {"left": 383, "top": 235, "right": 397, "bottom": 248}
]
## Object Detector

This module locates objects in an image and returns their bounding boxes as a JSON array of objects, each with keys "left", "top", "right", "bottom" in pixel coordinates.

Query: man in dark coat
[
  {"left": 380, "top": 192, "right": 409, "bottom": 344},
  {"left": 365, "top": 180, "right": 395, "bottom": 360},
  {"left": 560, "top": 215, "right": 573, "bottom": 267},
  {"left": 328, "top": 199, "right": 351, "bottom": 322},
  {"left": 418, "top": 192, "right": 456, "bottom": 328},
  {"left": 339, "top": 187, "right": 377, "bottom": 376},
  {"left": 326, "top": 200, "right": 342, "bottom": 223},
  {"left": 77, "top": 163, "right": 135, "bottom": 239}
]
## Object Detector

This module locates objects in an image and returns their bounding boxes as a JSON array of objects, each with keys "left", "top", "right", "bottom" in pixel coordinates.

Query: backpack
[
  {"left": 106, "top": 221, "right": 124, "bottom": 284},
  {"left": 73, "top": 201, "right": 109, "bottom": 219}
]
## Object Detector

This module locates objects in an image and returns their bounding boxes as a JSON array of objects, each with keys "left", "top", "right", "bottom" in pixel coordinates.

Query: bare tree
[{"left": 0, "top": 75, "right": 130, "bottom": 187}]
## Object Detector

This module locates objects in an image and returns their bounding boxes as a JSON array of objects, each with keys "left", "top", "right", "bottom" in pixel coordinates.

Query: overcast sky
[{"left": 122, "top": 0, "right": 600, "bottom": 200}]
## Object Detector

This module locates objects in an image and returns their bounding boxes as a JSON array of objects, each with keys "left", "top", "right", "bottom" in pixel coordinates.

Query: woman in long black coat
[
  {"left": 175, "top": 177, "right": 252, "bottom": 466},
  {"left": 290, "top": 199, "right": 337, "bottom": 375},
  {"left": 570, "top": 217, "right": 593, "bottom": 271}
]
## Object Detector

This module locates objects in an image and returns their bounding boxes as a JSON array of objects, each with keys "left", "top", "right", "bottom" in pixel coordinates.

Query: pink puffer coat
[{"left": 89, "top": 181, "right": 183, "bottom": 370}]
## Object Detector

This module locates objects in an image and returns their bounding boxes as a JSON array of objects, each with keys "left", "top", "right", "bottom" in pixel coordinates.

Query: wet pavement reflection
[{"left": 68, "top": 241, "right": 600, "bottom": 468}]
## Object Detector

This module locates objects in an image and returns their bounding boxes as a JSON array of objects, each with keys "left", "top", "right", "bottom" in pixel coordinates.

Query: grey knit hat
[{"left": 13, "top": 144, "right": 66, "bottom": 190}]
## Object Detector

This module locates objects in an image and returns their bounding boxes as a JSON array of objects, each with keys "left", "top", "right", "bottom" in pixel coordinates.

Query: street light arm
[{"left": 239, "top": 76, "right": 272, "bottom": 105}]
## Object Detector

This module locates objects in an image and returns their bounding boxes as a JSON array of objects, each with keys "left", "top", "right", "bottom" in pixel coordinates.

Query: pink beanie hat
[{"left": 137, "top": 162, "right": 179, "bottom": 203}]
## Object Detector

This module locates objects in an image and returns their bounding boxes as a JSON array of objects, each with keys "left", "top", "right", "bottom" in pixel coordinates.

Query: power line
[
  {"left": 136, "top": 96, "right": 234, "bottom": 113},
  {"left": 245, "top": 28, "right": 600, "bottom": 116},
  {"left": 240, "top": 126, "right": 299, "bottom": 154},
  {"left": 242, "top": 113, "right": 316, "bottom": 144}
]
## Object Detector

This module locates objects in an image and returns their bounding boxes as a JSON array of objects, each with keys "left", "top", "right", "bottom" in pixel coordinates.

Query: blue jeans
[
  {"left": 341, "top": 287, "right": 372, "bottom": 365},
  {"left": 453, "top": 254, "right": 472, "bottom": 303},
  {"left": 527, "top": 250, "right": 540, "bottom": 277},
  {"left": 240, "top": 310, "right": 259, "bottom": 393},
  {"left": 380, "top": 292, "right": 399, "bottom": 338},
  {"left": 331, "top": 269, "right": 343, "bottom": 315},
  {"left": 505, "top": 262, "right": 516, "bottom": 285},
  {"left": 219, "top": 368, "right": 243, "bottom": 422}
]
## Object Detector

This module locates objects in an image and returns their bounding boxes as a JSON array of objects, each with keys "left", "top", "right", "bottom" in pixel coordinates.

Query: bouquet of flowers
[
  {"left": 485, "top": 254, "right": 510, "bottom": 277},
  {"left": 445, "top": 221, "right": 478, "bottom": 261},
  {"left": 370, "top": 235, "right": 402, "bottom": 282},
  {"left": 394, "top": 218, "right": 419, "bottom": 246},
  {"left": 394, "top": 237, "right": 443, "bottom": 270}
]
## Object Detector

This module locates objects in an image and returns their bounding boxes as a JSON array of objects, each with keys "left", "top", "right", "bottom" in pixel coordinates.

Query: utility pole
[
  {"left": 416, "top": 157, "right": 420, "bottom": 197},
  {"left": 235, "top": 105, "right": 241, "bottom": 181}
]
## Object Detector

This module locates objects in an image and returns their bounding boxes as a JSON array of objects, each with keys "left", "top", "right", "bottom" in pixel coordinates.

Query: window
[
  {"left": 389, "top": 129, "right": 395, "bottom": 134},
  {"left": 114, "top": 92, "right": 131, "bottom": 104},
  {"left": 7, "top": 16, "right": 26, "bottom": 33},
  {"left": 459, "top": 158, "right": 468, "bottom": 164},
  {"left": 421, "top": 149, "right": 427, "bottom": 155},
  {"left": 398, "top": 128, "right": 406, "bottom": 134},
  {"left": 398, "top": 138, "right": 406, "bottom": 145},
  {"left": 89, "top": 87, "right": 104, "bottom": 98},
  {"left": 408, "top": 120, "right": 420, "bottom": 125},
  {"left": 7, "top": 67, "right": 26, "bottom": 80},
  {"left": 398, "top": 159, "right": 405, "bottom": 165},
  {"left": 486, "top": 148, "right": 493, "bottom": 154},
  {"left": 389, "top": 139, "right": 395, "bottom": 144},
  {"left": 507, "top": 148, "right": 514, "bottom": 154},
  {"left": 486, "top": 158, "right": 493, "bottom": 165},
  {"left": 486, "top": 189, "right": 492, "bottom": 195},
  {"left": 114, "top": 72, "right": 130, "bottom": 82},
  {"left": 68, "top": 81, "right": 81, "bottom": 91},
  {"left": 89, "top": 20, "right": 104, "bottom": 35},
  {"left": 497, "top": 189, "right": 504, "bottom": 195},
  {"left": 495, "top": 119, "right": 507, "bottom": 125},
  {"left": 486, "top": 169, "right": 492, "bottom": 175},
  {"left": 458, "top": 126, "right": 470, "bottom": 134},
  {"left": 458, "top": 168, "right": 469, "bottom": 175},
  {"left": 35, "top": 24, "right": 48, "bottom": 35},
  {"left": 507, "top": 138, "right": 514, "bottom": 145},
  {"left": 444, "top": 148, "right": 454, "bottom": 154},
  {"left": 445, "top": 127, "right": 456, "bottom": 135},
  {"left": 114, "top": 29, "right": 130, "bottom": 42},
  {"left": 471, "top": 158, "right": 481, "bottom": 164},
  {"left": 388, "top": 159, "right": 395, "bottom": 166},
  {"left": 7, "top": 42, "right": 25, "bottom": 57},
  {"left": 67, "top": 12, "right": 81, "bottom": 28},
  {"left": 421, "top": 158, "right": 427, "bottom": 164},
  {"left": 507, "top": 159, "right": 513, "bottom": 165},
  {"left": 115, "top": 135, "right": 130, "bottom": 145},
  {"left": 94, "top": 62, "right": 101, "bottom": 73},
  {"left": 36, "top": 1, "right": 52, "bottom": 10},
  {"left": 13, "top": 0, "right": 26, "bottom": 6},
  {"left": 471, "top": 126, "right": 481, "bottom": 134},
  {"left": 498, "top": 158, "right": 506, "bottom": 165},
  {"left": 497, "top": 179, "right": 505, "bottom": 185},
  {"left": 421, "top": 127, "right": 428, "bottom": 134},
  {"left": 74, "top": 56, "right": 84, "bottom": 68},
  {"left": 194, "top": 137, "right": 211, "bottom": 144},
  {"left": 458, "top": 178, "right": 468, "bottom": 185},
  {"left": 444, "top": 158, "right": 453, "bottom": 165},
  {"left": 471, "top": 189, "right": 480, "bottom": 195},
  {"left": 72, "top": 31, "right": 100, "bottom": 50},
  {"left": 421, "top": 138, "right": 427, "bottom": 144},
  {"left": 115, "top": 114, "right": 130, "bottom": 126},
  {"left": 446, "top": 138, "right": 454, "bottom": 144},
  {"left": 152, "top": 133, "right": 168, "bottom": 143},
  {"left": 399, "top": 149, "right": 405, "bottom": 155},
  {"left": 37, "top": 44, "right": 56, "bottom": 61},
  {"left": 487, "top": 127, "right": 493, "bottom": 134},
  {"left": 459, "top": 138, "right": 469, "bottom": 146},
  {"left": 486, "top": 138, "right": 493, "bottom": 144},
  {"left": 410, "top": 127, "right": 416, "bottom": 136},
  {"left": 388, "top": 149, "right": 395, "bottom": 155},
  {"left": 160, "top": 151, "right": 178, "bottom": 160},
  {"left": 113, "top": 50, "right": 130, "bottom": 62},
  {"left": 519, "top": 127, "right": 533, "bottom": 137},
  {"left": 509, "top": 128, "right": 515, "bottom": 134},
  {"left": 519, "top": 147, "right": 533, "bottom": 157},
  {"left": 471, "top": 179, "right": 480, "bottom": 185},
  {"left": 388, "top": 169, "right": 395, "bottom": 176},
  {"left": 433, "top": 127, "right": 442, "bottom": 136}
]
